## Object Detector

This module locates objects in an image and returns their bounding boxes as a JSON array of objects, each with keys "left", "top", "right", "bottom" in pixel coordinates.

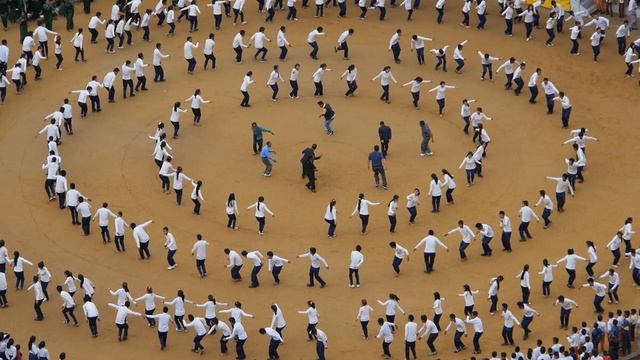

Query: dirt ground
[{"left": 0, "top": 1, "right": 639, "bottom": 359}]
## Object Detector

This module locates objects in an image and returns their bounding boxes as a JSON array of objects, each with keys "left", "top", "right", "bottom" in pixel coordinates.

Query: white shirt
[
  {"left": 93, "top": 207, "right": 116, "bottom": 226},
  {"left": 133, "top": 220, "right": 153, "bottom": 247},
  {"left": 153, "top": 48, "right": 169, "bottom": 66},
  {"left": 459, "top": 290, "right": 478, "bottom": 306},
  {"left": 192, "top": 239, "right": 209, "bottom": 260},
  {"left": 149, "top": 312, "right": 172, "bottom": 332},
  {"left": 270, "top": 304, "right": 286, "bottom": 328},
  {"left": 232, "top": 33, "right": 247, "bottom": 49},
  {"left": 135, "top": 293, "right": 165, "bottom": 311},
  {"left": 290, "top": 68, "right": 299, "bottom": 81},
  {"left": 109, "top": 304, "right": 141, "bottom": 324},
  {"left": 406, "top": 193, "right": 419, "bottom": 207},
  {"left": 276, "top": 30, "right": 290, "bottom": 48},
  {"left": 447, "top": 225, "right": 475, "bottom": 244},
  {"left": 225, "top": 321, "right": 248, "bottom": 340},
  {"left": 268, "top": 255, "right": 288, "bottom": 270},
  {"left": 88, "top": 16, "right": 105, "bottom": 29},
  {"left": 185, "top": 317, "right": 208, "bottom": 336},
  {"left": 535, "top": 195, "right": 553, "bottom": 210},
  {"left": 197, "top": 300, "right": 227, "bottom": 319},
  {"left": 59, "top": 290, "right": 75, "bottom": 308},
  {"left": 312, "top": 68, "right": 327, "bottom": 83},
  {"left": 351, "top": 199, "right": 379, "bottom": 216},
  {"left": 502, "top": 310, "right": 520, "bottom": 328},
  {"left": 103, "top": 71, "right": 117, "bottom": 88},
  {"left": 183, "top": 41, "right": 199, "bottom": 59},
  {"left": 240, "top": 75, "right": 254, "bottom": 92},
  {"left": 357, "top": 305, "right": 374, "bottom": 321},
  {"left": 539, "top": 264, "right": 557, "bottom": 282},
  {"left": 393, "top": 244, "right": 409, "bottom": 259},
  {"left": 349, "top": 250, "right": 364, "bottom": 269},
  {"left": 372, "top": 71, "right": 397, "bottom": 86},
  {"left": 429, "top": 84, "right": 455, "bottom": 100},
  {"left": 27, "top": 280, "right": 44, "bottom": 300},
  {"left": 246, "top": 251, "right": 263, "bottom": 266},
  {"left": 466, "top": 316, "right": 484, "bottom": 333},
  {"left": 226, "top": 250, "right": 243, "bottom": 267},
  {"left": 164, "top": 232, "right": 177, "bottom": 251},
  {"left": 248, "top": 201, "right": 273, "bottom": 217},
  {"left": 166, "top": 296, "right": 191, "bottom": 316},
  {"left": 411, "top": 35, "right": 432, "bottom": 50},
  {"left": 267, "top": 70, "right": 284, "bottom": 85},
  {"left": 428, "top": 179, "right": 442, "bottom": 197},
  {"left": 307, "top": 29, "right": 324, "bottom": 43},
  {"left": 250, "top": 32, "right": 269, "bottom": 49},
  {"left": 518, "top": 206, "right": 539, "bottom": 222},
  {"left": 557, "top": 254, "right": 586, "bottom": 270},
  {"left": 186, "top": 94, "right": 208, "bottom": 108},
  {"left": 388, "top": 33, "right": 400, "bottom": 48},
  {"left": 83, "top": 301, "right": 100, "bottom": 318},
  {"left": 324, "top": 204, "right": 336, "bottom": 220},
  {"left": 415, "top": 235, "right": 448, "bottom": 253},
  {"left": 298, "top": 252, "right": 328, "bottom": 268}
]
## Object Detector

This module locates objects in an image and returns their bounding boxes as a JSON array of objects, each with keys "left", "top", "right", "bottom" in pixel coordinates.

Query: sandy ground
[{"left": 0, "top": 1, "right": 639, "bottom": 359}]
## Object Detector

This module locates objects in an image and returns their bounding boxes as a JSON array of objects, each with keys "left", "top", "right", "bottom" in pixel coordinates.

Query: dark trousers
[
  {"left": 546, "top": 28, "right": 555, "bottom": 44},
  {"left": 268, "top": 339, "right": 281, "bottom": 358},
  {"left": 566, "top": 268, "right": 576, "bottom": 286},
  {"left": 378, "top": 5, "right": 386, "bottom": 20},
  {"left": 69, "top": 206, "right": 79, "bottom": 224},
  {"left": 254, "top": 47, "right": 267, "bottom": 60},
  {"left": 388, "top": 215, "right": 397, "bottom": 232},
  {"left": 431, "top": 196, "right": 441, "bottom": 212},
  {"left": 250, "top": 264, "right": 262, "bottom": 286},
  {"left": 481, "top": 64, "right": 492, "bottom": 80},
  {"left": 230, "top": 264, "right": 242, "bottom": 280},
  {"left": 416, "top": 48, "right": 425, "bottom": 64},
  {"left": 34, "top": 299, "right": 44, "bottom": 320},
  {"left": 138, "top": 241, "right": 151, "bottom": 259},
  {"left": 153, "top": 65, "right": 164, "bottom": 81},
  {"left": 240, "top": 91, "right": 250, "bottom": 106},
  {"left": 453, "top": 330, "right": 465, "bottom": 350},
  {"left": 135, "top": 76, "right": 147, "bottom": 91},
  {"left": 270, "top": 84, "right": 279, "bottom": 99},
  {"left": 504, "top": 73, "right": 514, "bottom": 89},
  {"left": 424, "top": 252, "right": 436, "bottom": 272},
  {"left": 187, "top": 58, "right": 197, "bottom": 72},
  {"left": 337, "top": 41, "right": 349, "bottom": 58},
  {"left": 62, "top": 306, "right": 79, "bottom": 324},
  {"left": 545, "top": 93, "right": 555, "bottom": 113},
  {"left": 279, "top": 46, "right": 288, "bottom": 60},
  {"left": 233, "top": 47, "right": 243, "bottom": 63},
  {"left": 472, "top": 331, "right": 483, "bottom": 352},
  {"left": 502, "top": 326, "right": 514, "bottom": 344},
  {"left": 81, "top": 216, "right": 91, "bottom": 235},
  {"left": 233, "top": 8, "right": 245, "bottom": 23},
  {"left": 309, "top": 266, "right": 325, "bottom": 286},
  {"left": 514, "top": 77, "right": 524, "bottom": 95},
  {"left": 436, "top": 7, "right": 444, "bottom": 23},
  {"left": 287, "top": 6, "right": 297, "bottom": 19},
  {"left": 521, "top": 315, "right": 533, "bottom": 337},
  {"left": 501, "top": 231, "right": 512, "bottom": 250},
  {"left": 560, "top": 308, "right": 571, "bottom": 328},
  {"left": 348, "top": 268, "right": 360, "bottom": 285},
  {"left": 44, "top": 179, "right": 56, "bottom": 198},
  {"left": 541, "top": 208, "right": 551, "bottom": 226},
  {"left": 192, "top": 198, "right": 201, "bottom": 214},
  {"left": 476, "top": 13, "right": 486, "bottom": 28},
  {"left": 316, "top": 340, "right": 325, "bottom": 360},
  {"left": 99, "top": 225, "right": 110, "bottom": 243},
  {"left": 529, "top": 85, "right": 538, "bottom": 103},
  {"left": 123, "top": 79, "right": 134, "bottom": 97},
  {"left": 518, "top": 221, "right": 531, "bottom": 240},
  {"left": 570, "top": 39, "right": 579, "bottom": 54},
  {"left": 391, "top": 43, "right": 401, "bottom": 62},
  {"left": 489, "top": 295, "right": 498, "bottom": 313},
  {"left": 308, "top": 41, "right": 319, "bottom": 58},
  {"left": 359, "top": 214, "right": 370, "bottom": 233},
  {"left": 426, "top": 333, "right": 438, "bottom": 352},
  {"left": 78, "top": 102, "right": 88, "bottom": 117},
  {"left": 607, "top": 282, "right": 619, "bottom": 302},
  {"left": 115, "top": 235, "right": 125, "bottom": 251},
  {"left": 167, "top": 249, "right": 176, "bottom": 266},
  {"left": 592, "top": 45, "right": 600, "bottom": 61},
  {"left": 481, "top": 236, "right": 492, "bottom": 255},
  {"left": 325, "top": 219, "right": 336, "bottom": 236},
  {"left": 380, "top": 85, "right": 390, "bottom": 101},
  {"left": 392, "top": 256, "right": 402, "bottom": 274},
  {"left": 561, "top": 107, "right": 571, "bottom": 128},
  {"left": 407, "top": 206, "right": 417, "bottom": 223},
  {"left": 461, "top": 11, "right": 470, "bottom": 25},
  {"left": 175, "top": 188, "right": 183, "bottom": 205},
  {"left": 459, "top": 241, "right": 470, "bottom": 259},
  {"left": 227, "top": 214, "right": 237, "bottom": 228},
  {"left": 289, "top": 80, "right": 298, "bottom": 97},
  {"left": 235, "top": 339, "right": 246, "bottom": 359},
  {"left": 505, "top": 18, "right": 513, "bottom": 34},
  {"left": 74, "top": 46, "right": 85, "bottom": 61},
  {"left": 192, "top": 108, "right": 202, "bottom": 124},
  {"left": 272, "top": 265, "right": 282, "bottom": 283},
  {"left": 542, "top": 280, "right": 551, "bottom": 296},
  {"left": 89, "top": 95, "right": 101, "bottom": 112},
  {"left": 196, "top": 259, "right": 206, "bottom": 276},
  {"left": 345, "top": 80, "right": 357, "bottom": 96},
  {"left": 382, "top": 341, "right": 392, "bottom": 357}
]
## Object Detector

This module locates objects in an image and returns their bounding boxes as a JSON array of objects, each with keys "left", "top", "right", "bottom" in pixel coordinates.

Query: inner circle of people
[{"left": 1, "top": 0, "right": 638, "bottom": 358}]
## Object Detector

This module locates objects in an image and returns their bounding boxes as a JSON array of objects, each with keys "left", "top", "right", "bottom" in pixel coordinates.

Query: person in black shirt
[
  {"left": 378, "top": 121, "right": 392, "bottom": 158},
  {"left": 301, "top": 144, "right": 322, "bottom": 191}
]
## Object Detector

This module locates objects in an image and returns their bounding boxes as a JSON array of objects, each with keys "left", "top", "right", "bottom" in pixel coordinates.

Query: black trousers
[
  {"left": 89, "top": 95, "right": 101, "bottom": 111},
  {"left": 138, "top": 241, "right": 151, "bottom": 259},
  {"left": 204, "top": 54, "right": 216, "bottom": 69},
  {"left": 122, "top": 79, "right": 134, "bottom": 97},
  {"left": 153, "top": 65, "right": 165, "bottom": 81},
  {"left": 135, "top": 76, "right": 147, "bottom": 91},
  {"left": 289, "top": 80, "right": 298, "bottom": 97}
]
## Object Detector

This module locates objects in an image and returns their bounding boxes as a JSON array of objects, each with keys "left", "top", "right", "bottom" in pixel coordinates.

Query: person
[
  {"left": 134, "top": 287, "right": 165, "bottom": 328},
  {"left": 317, "top": 101, "right": 335, "bottom": 135},
  {"left": 403, "top": 77, "right": 430, "bottom": 109},
  {"left": 445, "top": 219, "right": 475, "bottom": 260},
  {"left": 419, "top": 120, "right": 434, "bottom": 156},
  {"left": 146, "top": 306, "right": 173, "bottom": 350},
  {"left": 224, "top": 248, "right": 243, "bottom": 281},
  {"left": 444, "top": 313, "right": 467, "bottom": 352},
  {"left": 405, "top": 188, "right": 420, "bottom": 224},
  {"left": 410, "top": 34, "right": 432, "bottom": 65},
  {"left": 310, "top": 327, "right": 328, "bottom": 360},
  {"left": 240, "top": 71, "right": 254, "bottom": 107},
  {"left": 276, "top": 26, "right": 293, "bottom": 61},
  {"left": 475, "top": 222, "right": 494, "bottom": 256},
  {"left": 70, "top": 28, "right": 85, "bottom": 62},
  {"left": 108, "top": 301, "right": 142, "bottom": 341},
  {"left": 152, "top": 43, "right": 169, "bottom": 81},
  {"left": 77, "top": 197, "right": 92, "bottom": 235},
  {"left": 413, "top": 229, "right": 448, "bottom": 273},
  {"left": 181, "top": 0, "right": 202, "bottom": 32},
  {"left": 527, "top": 67, "right": 541, "bottom": 104},
  {"left": 267, "top": 252, "right": 290, "bottom": 284},
  {"left": 371, "top": 66, "right": 398, "bottom": 104},
  {"left": 376, "top": 121, "right": 392, "bottom": 158},
  {"left": 517, "top": 200, "right": 539, "bottom": 241},
  {"left": 387, "top": 195, "right": 399, "bottom": 232},
  {"left": 298, "top": 247, "right": 329, "bottom": 287},
  {"left": 312, "top": 64, "right": 331, "bottom": 97},
  {"left": 541, "top": 78, "right": 559, "bottom": 114},
  {"left": 259, "top": 327, "right": 283, "bottom": 359},
  {"left": 184, "top": 314, "right": 207, "bottom": 354},
  {"left": 599, "top": 268, "right": 620, "bottom": 304},
  {"left": 185, "top": 89, "right": 210, "bottom": 125},
  {"left": 517, "top": 301, "right": 539, "bottom": 340},
  {"left": 376, "top": 317, "right": 395, "bottom": 358},
  {"left": 195, "top": 294, "right": 228, "bottom": 327},
  {"left": 496, "top": 57, "right": 519, "bottom": 89},
  {"left": 556, "top": 248, "right": 587, "bottom": 288},
  {"left": 259, "top": 141, "right": 276, "bottom": 177},
  {"left": 500, "top": 303, "right": 519, "bottom": 345},
  {"left": 428, "top": 174, "right": 443, "bottom": 213},
  {"left": 475, "top": 0, "right": 487, "bottom": 29},
  {"left": 247, "top": 196, "right": 275, "bottom": 235},
  {"left": 298, "top": 300, "right": 320, "bottom": 339},
  {"left": 250, "top": 27, "right": 271, "bottom": 61},
  {"left": 607, "top": 231, "right": 623, "bottom": 268},
  {"left": 161, "top": 227, "right": 178, "bottom": 269},
  {"left": 428, "top": 81, "right": 455, "bottom": 116},
  {"left": 307, "top": 26, "right": 325, "bottom": 60},
  {"left": 458, "top": 152, "right": 477, "bottom": 186},
  {"left": 478, "top": 51, "right": 500, "bottom": 80},
  {"left": 92, "top": 202, "right": 116, "bottom": 244},
  {"left": 191, "top": 234, "right": 209, "bottom": 278},
  {"left": 554, "top": 295, "right": 579, "bottom": 329},
  {"left": 131, "top": 219, "right": 154, "bottom": 259},
  {"left": 351, "top": 193, "right": 380, "bottom": 234},
  {"left": 266, "top": 65, "right": 284, "bottom": 101},
  {"left": 335, "top": 29, "right": 353, "bottom": 59},
  {"left": 27, "top": 275, "right": 46, "bottom": 320},
  {"left": 535, "top": 189, "right": 554, "bottom": 229},
  {"left": 189, "top": 180, "right": 204, "bottom": 215},
  {"left": 225, "top": 193, "right": 239, "bottom": 230},
  {"left": 183, "top": 37, "right": 199, "bottom": 74},
  {"left": 348, "top": 245, "right": 364, "bottom": 288},
  {"left": 581, "top": 278, "right": 607, "bottom": 313},
  {"left": 388, "top": 29, "right": 402, "bottom": 63},
  {"left": 367, "top": 145, "right": 387, "bottom": 189},
  {"left": 289, "top": 63, "right": 300, "bottom": 98},
  {"left": 241, "top": 250, "right": 264, "bottom": 288},
  {"left": 465, "top": 311, "right": 484, "bottom": 354},
  {"left": 377, "top": 293, "right": 404, "bottom": 323},
  {"left": 56, "top": 285, "right": 79, "bottom": 326},
  {"left": 232, "top": 0, "right": 247, "bottom": 25},
  {"left": 164, "top": 290, "right": 193, "bottom": 331},
  {"left": 389, "top": 241, "right": 409, "bottom": 276}
]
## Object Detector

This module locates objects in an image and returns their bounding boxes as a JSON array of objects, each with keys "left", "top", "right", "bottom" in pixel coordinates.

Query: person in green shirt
[
  {"left": 251, "top": 122, "right": 274, "bottom": 155},
  {"left": 61, "top": 0, "right": 74, "bottom": 30},
  {"left": 0, "top": 0, "right": 8, "bottom": 31},
  {"left": 42, "top": 0, "right": 54, "bottom": 30},
  {"left": 83, "top": 0, "right": 90, "bottom": 14}
]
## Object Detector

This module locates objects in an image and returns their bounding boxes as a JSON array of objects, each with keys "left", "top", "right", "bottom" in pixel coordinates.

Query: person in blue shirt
[
  {"left": 260, "top": 141, "right": 276, "bottom": 177},
  {"left": 378, "top": 121, "right": 392, "bottom": 158},
  {"left": 368, "top": 145, "right": 387, "bottom": 189},
  {"left": 251, "top": 122, "right": 274, "bottom": 155}
]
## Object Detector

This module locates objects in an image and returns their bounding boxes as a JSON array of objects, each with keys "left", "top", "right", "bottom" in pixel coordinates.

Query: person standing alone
[{"left": 368, "top": 145, "right": 387, "bottom": 189}]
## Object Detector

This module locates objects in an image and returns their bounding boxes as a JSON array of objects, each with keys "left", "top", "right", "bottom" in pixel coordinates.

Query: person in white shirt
[
  {"left": 247, "top": 196, "right": 274, "bottom": 235},
  {"left": 70, "top": 28, "right": 86, "bottom": 62},
  {"left": 445, "top": 219, "right": 475, "bottom": 260},
  {"left": 428, "top": 173, "right": 443, "bottom": 212},
  {"left": 356, "top": 299, "right": 374, "bottom": 339},
  {"left": 465, "top": 311, "right": 484, "bottom": 353},
  {"left": 535, "top": 189, "right": 554, "bottom": 229},
  {"left": 184, "top": 314, "right": 208, "bottom": 353},
  {"left": 266, "top": 64, "right": 285, "bottom": 101},
  {"left": 164, "top": 290, "right": 193, "bottom": 331},
  {"left": 77, "top": 197, "right": 92, "bottom": 235},
  {"left": 297, "top": 247, "right": 329, "bottom": 287},
  {"left": 607, "top": 230, "right": 623, "bottom": 268},
  {"left": 554, "top": 295, "right": 579, "bottom": 329},
  {"left": 224, "top": 248, "right": 244, "bottom": 281},
  {"left": 371, "top": 66, "right": 398, "bottom": 103},
  {"left": 581, "top": 278, "right": 607, "bottom": 313},
  {"left": 185, "top": 88, "right": 210, "bottom": 125},
  {"left": 190, "top": 180, "right": 205, "bottom": 215},
  {"left": 92, "top": 202, "right": 116, "bottom": 243},
  {"left": 477, "top": 51, "right": 500, "bottom": 81},
  {"left": 428, "top": 81, "right": 455, "bottom": 116},
  {"left": 250, "top": 27, "right": 271, "bottom": 61},
  {"left": 130, "top": 219, "right": 154, "bottom": 259},
  {"left": 241, "top": 250, "right": 264, "bottom": 287},
  {"left": 231, "top": 30, "right": 248, "bottom": 64},
  {"left": 196, "top": 294, "right": 228, "bottom": 328},
  {"left": 120, "top": 59, "right": 136, "bottom": 98},
  {"left": 404, "top": 188, "right": 420, "bottom": 224},
  {"left": 444, "top": 314, "right": 467, "bottom": 352},
  {"left": 348, "top": 245, "right": 364, "bottom": 288},
  {"left": 28, "top": 276, "right": 46, "bottom": 321},
  {"left": 599, "top": 268, "right": 620, "bottom": 304},
  {"left": 402, "top": 76, "right": 430, "bottom": 109},
  {"left": 224, "top": 317, "right": 248, "bottom": 359},
  {"left": 232, "top": 0, "right": 247, "bottom": 25},
  {"left": 31, "top": 47, "right": 46, "bottom": 81},
  {"left": 557, "top": 248, "right": 587, "bottom": 288},
  {"left": 56, "top": 285, "right": 79, "bottom": 326},
  {"left": 551, "top": 91, "right": 573, "bottom": 128},
  {"left": 323, "top": 199, "right": 337, "bottom": 237},
  {"left": 180, "top": 0, "right": 201, "bottom": 32},
  {"left": 151, "top": 43, "right": 169, "bottom": 82},
  {"left": 239, "top": 71, "right": 254, "bottom": 107},
  {"left": 102, "top": 67, "right": 119, "bottom": 103},
  {"left": 267, "top": 251, "right": 290, "bottom": 284},
  {"left": 474, "top": 222, "right": 495, "bottom": 256},
  {"left": 389, "top": 241, "right": 409, "bottom": 276},
  {"left": 307, "top": 26, "right": 325, "bottom": 60},
  {"left": 108, "top": 301, "right": 142, "bottom": 340},
  {"left": 350, "top": 193, "right": 380, "bottom": 234},
  {"left": 375, "top": 317, "right": 395, "bottom": 358},
  {"left": 133, "top": 52, "right": 149, "bottom": 92},
  {"left": 518, "top": 200, "right": 539, "bottom": 241},
  {"left": 183, "top": 36, "right": 199, "bottom": 73},
  {"left": 191, "top": 234, "right": 209, "bottom": 278},
  {"left": 335, "top": 28, "right": 353, "bottom": 59},
  {"left": 312, "top": 63, "right": 331, "bottom": 97},
  {"left": 500, "top": 303, "right": 520, "bottom": 345},
  {"left": 259, "top": 326, "right": 284, "bottom": 359},
  {"left": 387, "top": 194, "right": 399, "bottom": 233},
  {"left": 413, "top": 229, "right": 449, "bottom": 273},
  {"left": 134, "top": 287, "right": 166, "bottom": 327},
  {"left": 162, "top": 226, "right": 178, "bottom": 269},
  {"left": 112, "top": 210, "right": 128, "bottom": 251},
  {"left": 36, "top": 260, "right": 52, "bottom": 301},
  {"left": 496, "top": 57, "right": 519, "bottom": 89},
  {"left": 146, "top": 306, "right": 173, "bottom": 349},
  {"left": 273, "top": 26, "right": 292, "bottom": 61}
]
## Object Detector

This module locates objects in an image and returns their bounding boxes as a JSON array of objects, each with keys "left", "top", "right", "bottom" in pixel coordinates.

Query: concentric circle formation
[{"left": 0, "top": 1, "right": 638, "bottom": 359}]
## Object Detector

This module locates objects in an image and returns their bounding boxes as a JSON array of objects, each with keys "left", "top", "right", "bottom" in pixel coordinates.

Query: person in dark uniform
[
  {"left": 378, "top": 121, "right": 392, "bottom": 158},
  {"left": 301, "top": 144, "right": 322, "bottom": 192}
]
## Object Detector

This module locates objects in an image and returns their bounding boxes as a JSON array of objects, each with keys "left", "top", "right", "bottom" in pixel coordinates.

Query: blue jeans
[
  {"left": 561, "top": 107, "right": 571, "bottom": 127},
  {"left": 316, "top": 341, "right": 325, "bottom": 360},
  {"left": 542, "top": 208, "right": 552, "bottom": 227},
  {"left": 454, "top": 330, "right": 465, "bottom": 350},
  {"left": 323, "top": 117, "right": 334, "bottom": 134},
  {"left": 230, "top": 264, "right": 242, "bottom": 280},
  {"left": 271, "top": 265, "right": 282, "bottom": 283},
  {"left": 556, "top": 191, "right": 566, "bottom": 211},
  {"left": 459, "top": 241, "right": 470, "bottom": 259},
  {"left": 481, "top": 236, "right": 493, "bottom": 255},
  {"left": 521, "top": 315, "right": 533, "bottom": 337},
  {"left": 309, "top": 266, "right": 326, "bottom": 286},
  {"left": 407, "top": 206, "right": 417, "bottom": 223},
  {"left": 324, "top": 218, "right": 336, "bottom": 236},
  {"left": 392, "top": 256, "right": 402, "bottom": 274},
  {"left": 560, "top": 308, "right": 571, "bottom": 327},
  {"left": 501, "top": 231, "right": 512, "bottom": 250}
]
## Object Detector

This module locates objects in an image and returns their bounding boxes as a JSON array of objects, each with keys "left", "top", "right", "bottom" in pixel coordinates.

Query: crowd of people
[{"left": 0, "top": 0, "right": 639, "bottom": 358}]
